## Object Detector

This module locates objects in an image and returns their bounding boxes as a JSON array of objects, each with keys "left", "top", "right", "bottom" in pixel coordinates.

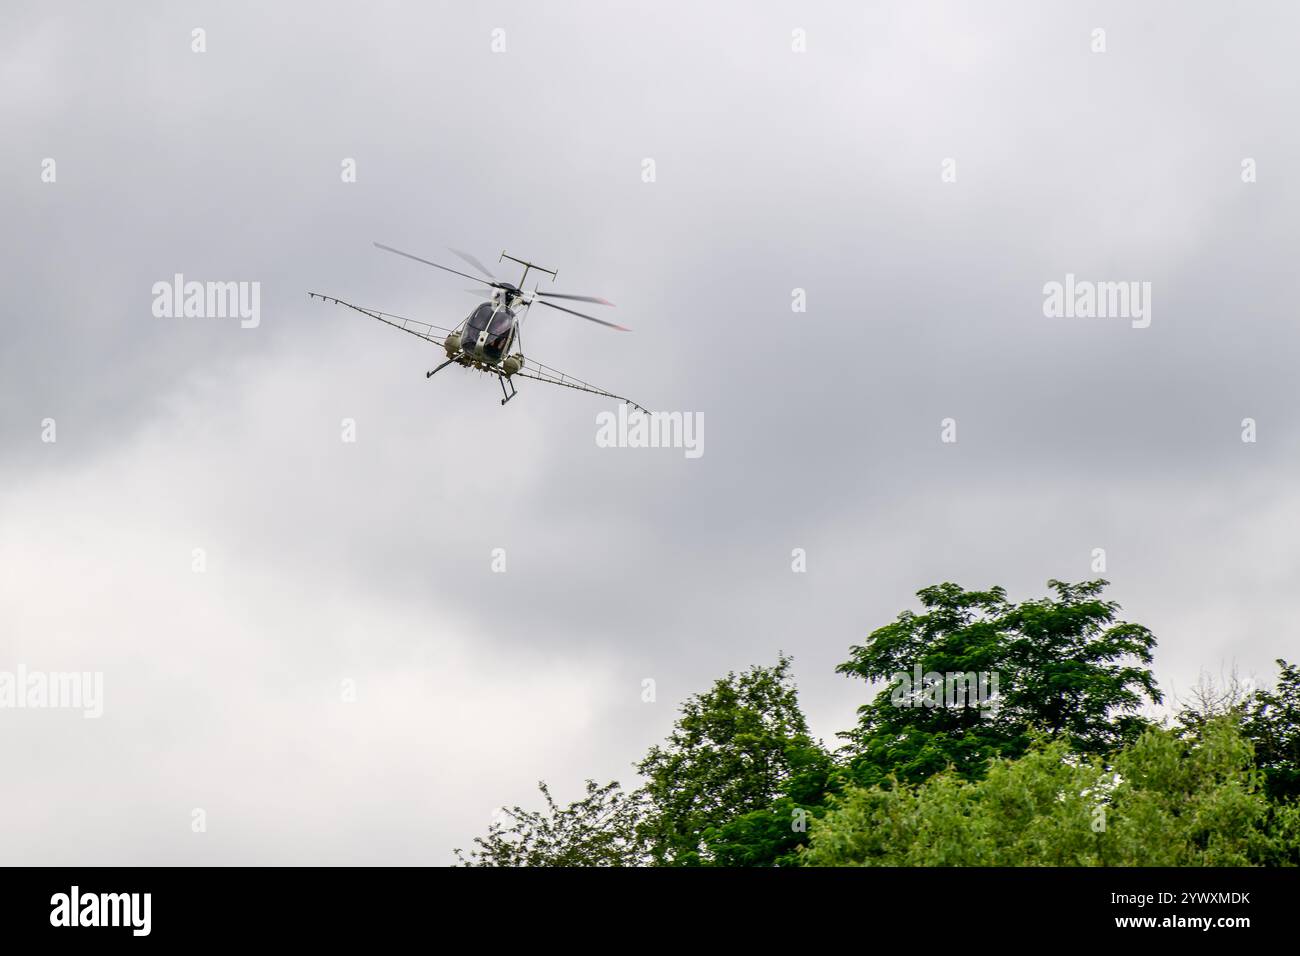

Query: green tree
[
  {"left": 454, "top": 780, "right": 647, "bottom": 867},
  {"left": 636, "top": 655, "right": 833, "bottom": 866},
  {"left": 1242, "top": 660, "right": 1300, "bottom": 803},
  {"left": 803, "top": 719, "right": 1290, "bottom": 866},
  {"left": 837, "top": 580, "right": 1162, "bottom": 787}
]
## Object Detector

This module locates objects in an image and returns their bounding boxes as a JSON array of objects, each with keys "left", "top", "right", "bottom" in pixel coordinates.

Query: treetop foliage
[{"left": 457, "top": 581, "right": 1300, "bottom": 867}]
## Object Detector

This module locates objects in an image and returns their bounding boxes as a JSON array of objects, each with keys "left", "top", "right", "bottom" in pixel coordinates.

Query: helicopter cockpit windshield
[
  {"left": 465, "top": 303, "right": 494, "bottom": 338},
  {"left": 485, "top": 311, "right": 513, "bottom": 361},
  {"left": 463, "top": 303, "right": 513, "bottom": 362}
]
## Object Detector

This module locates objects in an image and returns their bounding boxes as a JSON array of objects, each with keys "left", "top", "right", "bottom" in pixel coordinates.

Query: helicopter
[{"left": 309, "top": 242, "right": 647, "bottom": 412}]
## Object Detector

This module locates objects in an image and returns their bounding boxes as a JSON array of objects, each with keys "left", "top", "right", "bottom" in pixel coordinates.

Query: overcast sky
[{"left": 2, "top": 0, "right": 1298, "bottom": 864}]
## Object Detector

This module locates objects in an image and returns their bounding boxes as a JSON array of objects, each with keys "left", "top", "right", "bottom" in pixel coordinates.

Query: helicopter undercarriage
[
  {"left": 497, "top": 373, "right": 518, "bottom": 406},
  {"left": 426, "top": 351, "right": 522, "bottom": 406}
]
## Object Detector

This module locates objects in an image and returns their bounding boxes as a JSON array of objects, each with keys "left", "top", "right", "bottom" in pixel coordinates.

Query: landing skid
[
  {"left": 426, "top": 356, "right": 457, "bottom": 379},
  {"left": 424, "top": 353, "right": 518, "bottom": 407},
  {"left": 497, "top": 373, "right": 518, "bottom": 406}
]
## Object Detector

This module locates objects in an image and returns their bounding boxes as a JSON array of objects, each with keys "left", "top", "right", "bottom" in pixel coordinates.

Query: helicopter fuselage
[{"left": 445, "top": 291, "right": 529, "bottom": 377}]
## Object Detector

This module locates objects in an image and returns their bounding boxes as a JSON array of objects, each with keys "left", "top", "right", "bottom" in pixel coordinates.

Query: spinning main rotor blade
[
  {"left": 448, "top": 247, "right": 498, "bottom": 281},
  {"left": 537, "top": 290, "right": 615, "bottom": 306},
  {"left": 536, "top": 298, "right": 630, "bottom": 331},
  {"left": 373, "top": 242, "right": 496, "bottom": 287}
]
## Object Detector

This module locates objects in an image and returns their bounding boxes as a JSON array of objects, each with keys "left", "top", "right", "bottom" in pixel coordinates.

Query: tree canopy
[
  {"left": 835, "top": 579, "right": 1162, "bottom": 787},
  {"left": 635, "top": 655, "right": 834, "bottom": 866},
  {"left": 454, "top": 780, "right": 647, "bottom": 867},
  {"left": 457, "top": 580, "right": 1300, "bottom": 867},
  {"left": 804, "top": 719, "right": 1297, "bottom": 866}
]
